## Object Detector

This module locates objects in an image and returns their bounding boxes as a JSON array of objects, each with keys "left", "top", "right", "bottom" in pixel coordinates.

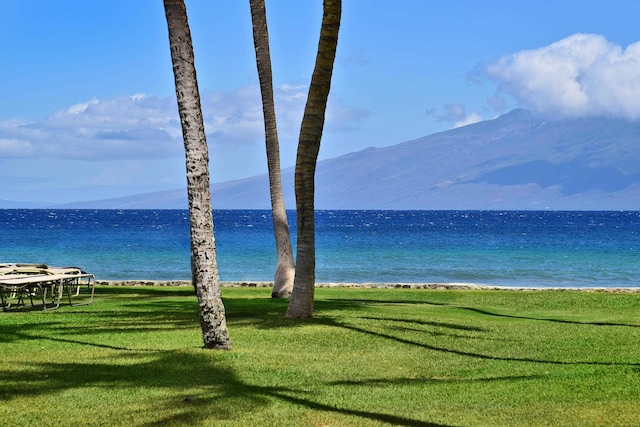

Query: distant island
[{"left": 5, "top": 109, "right": 640, "bottom": 210}]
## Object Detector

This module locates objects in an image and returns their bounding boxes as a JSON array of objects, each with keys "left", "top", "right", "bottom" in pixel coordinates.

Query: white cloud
[
  {"left": 0, "top": 84, "right": 367, "bottom": 164},
  {"left": 0, "top": 94, "right": 182, "bottom": 160},
  {"left": 428, "top": 103, "right": 483, "bottom": 129},
  {"left": 325, "top": 99, "right": 371, "bottom": 132},
  {"left": 201, "top": 86, "right": 265, "bottom": 146},
  {"left": 0, "top": 138, "right": 37, "bottom": 157},
  {"left": 438, "top": 104, "right": 467, "bottom": 123},
  {"left": 66, "top": 98, "right": 99, "bottom": 115},
  {"left": 486, "top": 33, "right": 640, "bottom": 119},
  {"left": 453, "top": 112, "right": 482, "bottom": 129}
]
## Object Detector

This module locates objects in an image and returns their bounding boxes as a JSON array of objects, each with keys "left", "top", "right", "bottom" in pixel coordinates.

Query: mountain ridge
[{"left": 5, "top": 109, "right": 640, "bottom": 210}]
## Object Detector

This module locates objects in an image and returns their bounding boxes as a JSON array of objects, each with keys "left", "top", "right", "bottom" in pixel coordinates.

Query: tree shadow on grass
[
  {"left": 0, "top": 350, "right": 268, "bottom": 419},
  {"left": 360, "top": 316, "right": 488, "bottom": 332},
  {"left": 0, "top": 348, "right": 451, "bottom": 427},
  {"left": 208, "top": 295, "right": 640, "bottom": 368},
  {"left": 0, "top": 302, "right": 200, "bottom": 347},
  {"left": 457, "top": 306, "right": 640, "bottom": 328},
  {"left": 95, "top": 286, "right": 197, "bottom": 298},
  {"left": 224, "top": 296, "right": 379, "bottom": 330},
  {"left": 328, "top": 297, "right": 640, "bottom": 328},
  {"left": 352, "top": 316, "right": 494, "bottom": 341},
  {"left": 0, "top": 324, "right": 140, "bottom": 351},
  {"left": 319, "top": 318, "right": 640, "bottom": 367},
  {"left": 0, "top": 291, "right": 455, "bottom": 426},
  {"left": 222, "top": 294, "right": 640, "bottom": 367},
  {"left": 5, "top": 289, "right": 636, "bottom": 425},
  {"left": 329, "top": 374, "right": 547, "bottom": 387}
]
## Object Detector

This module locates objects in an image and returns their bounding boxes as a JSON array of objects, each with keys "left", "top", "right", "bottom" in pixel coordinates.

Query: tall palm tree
[
  {"left": 163, "top": 0, "right": 232, "bottom": 349},
  {"left": 249, "top": 0, "right": 295, "bottom": 298},
  {"left": 286, "top": 0, "right": 341, "bottom": 318}
]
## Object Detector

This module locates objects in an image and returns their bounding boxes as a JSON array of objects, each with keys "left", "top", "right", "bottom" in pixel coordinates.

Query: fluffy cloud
[
  {"left": 0, "top": 95, "right": 182, "bottom": 160},
  {"left": 201, "top": 86, "right": 264, "bottom": 147},
  {"left": 452, "top": 112, "right": 482, "bottom": 129},
  {"left": 0, "top": 85, "right": 367, "bottom": 161},
  {"left": 428, "top": 103, "right": 482, "bottom": 129},
  {"left": 486, "top": 33, "right": 640, "bottom": 119}
]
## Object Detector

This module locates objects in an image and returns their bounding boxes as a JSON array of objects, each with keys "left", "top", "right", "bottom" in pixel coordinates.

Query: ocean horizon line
[
  {"left": 2, "top": 207, "right": 640, "bottom": 213},
  {"left": 3, "top": 210, "right": 638, "bottom": 288}
]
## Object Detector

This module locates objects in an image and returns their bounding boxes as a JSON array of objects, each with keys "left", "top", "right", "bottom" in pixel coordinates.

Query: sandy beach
[{"left": 97, "top": 280, "right": 640, "bottom": 293}]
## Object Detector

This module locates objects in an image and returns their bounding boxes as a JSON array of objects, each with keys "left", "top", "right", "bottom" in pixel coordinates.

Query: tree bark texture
[
  {"left": 249, "top": 0, "right": 296, "bottom": 299},
  {"left": 163, "top": 0, "right": 232, "bottom": 349},
  {"left": 286, "top": 0, "right": 341, "bottom": 318}
]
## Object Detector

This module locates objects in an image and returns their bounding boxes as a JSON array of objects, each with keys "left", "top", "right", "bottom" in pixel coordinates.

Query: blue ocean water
[{"left": 1, "top": 209, "right": 639, "bottom": 288}]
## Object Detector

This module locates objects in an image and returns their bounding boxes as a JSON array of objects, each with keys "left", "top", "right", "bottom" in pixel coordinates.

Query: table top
[{"left": 0, "top": 273, "right": 94, "bottom": 286}]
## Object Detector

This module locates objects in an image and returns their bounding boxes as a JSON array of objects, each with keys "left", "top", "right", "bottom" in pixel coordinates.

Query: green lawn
[{"left": 1, "top": 286, "right": 639, "bottom": 426}]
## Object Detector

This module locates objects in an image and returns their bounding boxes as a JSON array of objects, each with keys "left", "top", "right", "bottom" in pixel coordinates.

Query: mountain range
[{"left": 7, "top": 109, "right": 640, "bottom": 210}]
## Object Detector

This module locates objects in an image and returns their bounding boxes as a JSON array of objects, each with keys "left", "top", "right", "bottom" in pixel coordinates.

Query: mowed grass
[{"left": 1, "top": 286, "right": 639, "bottom": 426}]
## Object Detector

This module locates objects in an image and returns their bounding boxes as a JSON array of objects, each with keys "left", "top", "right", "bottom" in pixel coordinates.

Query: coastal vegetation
[{"left": 1, "top": 285, "right": 639, "bottom": 426}]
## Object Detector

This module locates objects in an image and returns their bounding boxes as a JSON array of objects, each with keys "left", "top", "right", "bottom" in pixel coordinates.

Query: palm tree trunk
[
  {"left": 249, "top": 0, "right": 295, "bottom": 298},
  {"left": 163, "top": 0, "right": 232, "bottom": 349},
  {"left": 286, "top": 0, "right": 341, "bottom": 318}
]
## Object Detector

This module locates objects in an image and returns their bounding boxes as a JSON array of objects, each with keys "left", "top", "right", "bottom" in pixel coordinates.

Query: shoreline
[{"left": 97, "top": 280, "right": 640, "bottom": 293}]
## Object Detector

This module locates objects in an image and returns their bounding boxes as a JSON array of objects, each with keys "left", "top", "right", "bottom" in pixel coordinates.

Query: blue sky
[{"left": 1, "top": 0, "right": 640, "bottom": 203}]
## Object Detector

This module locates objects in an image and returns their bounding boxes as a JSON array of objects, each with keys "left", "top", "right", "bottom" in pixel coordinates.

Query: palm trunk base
[
  {"left": 285, "top": 266, "right": 315, "bottom": 318},
  {"left": 202, "top": 337, "right": 233, "bottom": 350},
  {"left": 199, "top": 302, "right": 233, "bottom": 350},
  {"left": 271, "top": 262, "right": 295, "bottom": 298},
  {"left": 285, "top": 298, "right": 314, "bottom": 318}
]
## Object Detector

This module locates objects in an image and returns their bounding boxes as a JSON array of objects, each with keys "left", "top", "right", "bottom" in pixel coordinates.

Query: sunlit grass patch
[{"left": 1, "top": 285, "right": 639, "bottom": 426}]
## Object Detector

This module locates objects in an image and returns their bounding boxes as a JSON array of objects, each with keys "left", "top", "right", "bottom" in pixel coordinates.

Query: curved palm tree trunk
[
  {"left": 163, "top": 0, "right": 232, "bottom": 349},
  {"left": 249, "top": 0, "right": 295, "bottom": 299},
  {"left": 286, "top": 0, "right": 341, "bottom": 318}
]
